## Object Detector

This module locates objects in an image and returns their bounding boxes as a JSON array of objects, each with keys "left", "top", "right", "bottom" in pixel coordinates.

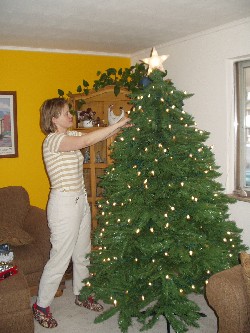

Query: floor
[{"left": 31, "top": 279, "right": 218, "bottom": 333}]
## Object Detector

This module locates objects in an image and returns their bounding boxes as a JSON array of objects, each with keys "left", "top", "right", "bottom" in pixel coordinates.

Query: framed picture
[{"left": 0, "top": 91, "right": 18, "bottom": 158}]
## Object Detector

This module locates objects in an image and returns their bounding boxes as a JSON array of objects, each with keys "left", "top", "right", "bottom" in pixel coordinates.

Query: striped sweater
[{"left": 43, "top": 131, "right": 85, "bottom": 192}]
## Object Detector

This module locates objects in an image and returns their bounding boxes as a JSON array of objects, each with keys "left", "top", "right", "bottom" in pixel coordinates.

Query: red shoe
[
  {"left": 32, "top": 303, "right": 58, "bottom": 328},
  {"left": 75, "top": 295, "right": 103, "bottom": 312}
]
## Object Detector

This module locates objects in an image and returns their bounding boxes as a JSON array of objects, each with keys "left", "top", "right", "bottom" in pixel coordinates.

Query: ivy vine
[{"left": 58, "top": 63, "right": 148, "bottom": 110}]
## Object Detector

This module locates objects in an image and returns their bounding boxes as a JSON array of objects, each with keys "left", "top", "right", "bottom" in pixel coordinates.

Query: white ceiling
[{"left": 1, "top": 0, "right": 250, "bottom": 56}]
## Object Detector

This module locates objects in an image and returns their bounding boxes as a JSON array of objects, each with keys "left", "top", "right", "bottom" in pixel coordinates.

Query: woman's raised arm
[{"left": 58, "top": 117, "right": 131, "bottom": 152}]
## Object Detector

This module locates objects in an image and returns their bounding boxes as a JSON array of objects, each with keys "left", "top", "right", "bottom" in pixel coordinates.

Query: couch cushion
[
  {"left": 0, "top": 212, "right": 34, "bottom": 246},
  {"left": 14, "top": 244, "right": 45, "bottom": 275},
  {"left": 0, "top": 186, "right": 30, "bottom": 228}
]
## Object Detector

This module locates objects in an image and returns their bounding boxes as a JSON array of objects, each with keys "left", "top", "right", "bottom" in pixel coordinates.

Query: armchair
[{"left": 206, "top": 252, "right": 250, "bottom": 333}]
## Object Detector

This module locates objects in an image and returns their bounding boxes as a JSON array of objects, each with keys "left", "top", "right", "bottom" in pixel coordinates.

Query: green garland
[{"left": 58, "top": 63, "right": 148, "bottom": 111}]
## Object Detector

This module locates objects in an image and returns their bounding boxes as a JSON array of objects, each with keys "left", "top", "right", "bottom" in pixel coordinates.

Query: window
[{"left": 235, "top": 60, "right": 250, "bottom": 197}]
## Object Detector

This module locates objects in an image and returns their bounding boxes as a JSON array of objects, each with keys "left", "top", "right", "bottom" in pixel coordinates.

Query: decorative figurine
[
  {"left": 95, "top": 151, "right": 104, "bottom": 163},
  {"left": 108, "top": 105, "right": 125, "bottom": 125},
  {"left": 79, "top": 108, "right": 96, "bottom": 128},
  {"left": 83, "top": 147, "right": 90, "bottom": 163}
]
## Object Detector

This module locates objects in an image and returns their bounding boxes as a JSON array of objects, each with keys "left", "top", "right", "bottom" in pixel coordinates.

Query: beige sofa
[{"left": 206, "top": 252, "right": 250, "bottom": 333}]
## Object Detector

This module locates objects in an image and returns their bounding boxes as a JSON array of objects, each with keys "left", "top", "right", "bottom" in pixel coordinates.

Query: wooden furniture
[
  {"left": 71, "top": 85, "right": 131, "bottom": 128},
  {"left": 76, "top": 128, "right": 113, "bottom": 229},
  {"left": 70, "top": 86, "right": 131, "bottom": 229}
]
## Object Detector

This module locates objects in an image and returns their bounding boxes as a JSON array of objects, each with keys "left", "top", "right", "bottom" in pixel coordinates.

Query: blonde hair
[{"left": 40, "top": 98, "right": 68, "bottom": 134}]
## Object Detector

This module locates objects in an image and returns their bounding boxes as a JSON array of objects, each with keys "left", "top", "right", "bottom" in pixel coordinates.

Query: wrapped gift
[
  {"left": 0, "top": 263, "right": 18, "bottom": 281},
  {"left": 0, "top": 244, "right": 10, "bottom": 252},
  {"left": 0, "top": 244, "right": 14, "bottom": 263},
  {"left": 0, "top": 244, "right": 17, "bottom": 281}
]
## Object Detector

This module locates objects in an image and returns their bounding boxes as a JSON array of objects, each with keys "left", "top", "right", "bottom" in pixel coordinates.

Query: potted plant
[{"left": 79, "top": 108, "right": 96, "bottom": 127}]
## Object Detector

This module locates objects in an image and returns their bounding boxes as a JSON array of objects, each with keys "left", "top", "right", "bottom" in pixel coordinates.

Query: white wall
[{"left": 131, "top": 18, "right": 250, "bottom": 249}]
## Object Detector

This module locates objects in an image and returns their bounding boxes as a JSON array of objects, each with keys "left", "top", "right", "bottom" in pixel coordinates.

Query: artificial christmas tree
[{"left": 80, "top": 50, "right": 248, "bottom": 333}]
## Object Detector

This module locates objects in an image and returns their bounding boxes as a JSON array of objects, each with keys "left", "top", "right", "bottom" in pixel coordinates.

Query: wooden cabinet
[
  {"left": 71, "top": 85, "right": 131, "bottom": 128},
  {"left": 70, "top": 86, "right": 130, "bottom": 229}
]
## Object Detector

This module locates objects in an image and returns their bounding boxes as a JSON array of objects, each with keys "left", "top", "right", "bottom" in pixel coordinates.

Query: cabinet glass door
[
  {"left": 96, "top": 168, "right": 105, "bottom": 197},
  {"left": 94, "top": 141, "right": 107, "bottom": 164}
]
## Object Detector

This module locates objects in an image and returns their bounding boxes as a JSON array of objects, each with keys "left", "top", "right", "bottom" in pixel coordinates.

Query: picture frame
[{"left": 0, "top": 91, "right": 18, "bottom": 158}]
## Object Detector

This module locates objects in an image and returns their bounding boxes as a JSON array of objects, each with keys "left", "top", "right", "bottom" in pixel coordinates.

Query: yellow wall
[{"left": 0, "top": 50, "right": 130, "bottom": 209}]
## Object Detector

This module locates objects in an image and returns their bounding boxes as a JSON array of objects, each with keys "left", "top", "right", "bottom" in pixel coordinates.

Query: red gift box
[{"left": 0, "top": 265, "right": 18, "bottom": 281}]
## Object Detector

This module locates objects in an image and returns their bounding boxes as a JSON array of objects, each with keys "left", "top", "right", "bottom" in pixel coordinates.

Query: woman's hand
[{"left": 118, "top": 116, "right": 133, "bottom": 128}]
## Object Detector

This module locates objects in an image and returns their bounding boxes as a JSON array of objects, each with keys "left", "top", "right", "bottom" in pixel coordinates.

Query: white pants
[{"left": 37, "top": 189, "right": 91, "bottom": 308}]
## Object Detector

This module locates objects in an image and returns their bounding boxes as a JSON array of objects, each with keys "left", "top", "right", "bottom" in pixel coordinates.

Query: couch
[
  {"left": 0, "top": 186, "right": 65, "bottom": 333},
  {"left": 206, "top": 252, "right": 250, "bottom": 333}
]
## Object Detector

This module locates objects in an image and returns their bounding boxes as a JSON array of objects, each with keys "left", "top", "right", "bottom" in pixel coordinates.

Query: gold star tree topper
[{"left": 142, "top": 47, "right": 169, "bottom": 74}]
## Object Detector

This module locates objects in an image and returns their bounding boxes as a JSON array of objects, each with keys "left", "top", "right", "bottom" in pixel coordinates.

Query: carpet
[{"left": 31, "top": 279, "right": 217, "bottom": 333}]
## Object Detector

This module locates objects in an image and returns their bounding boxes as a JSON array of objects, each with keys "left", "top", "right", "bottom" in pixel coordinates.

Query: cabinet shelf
[{"left": 71, "top": 86, "right": 130, "bottom": 230}]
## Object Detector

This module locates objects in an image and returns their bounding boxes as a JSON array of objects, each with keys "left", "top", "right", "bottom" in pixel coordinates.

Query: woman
[{"left": 33, "top": 98, "right": 131, "bottom": 328}]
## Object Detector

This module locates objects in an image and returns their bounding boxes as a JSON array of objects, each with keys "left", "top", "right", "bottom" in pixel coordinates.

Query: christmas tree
[{"left": 80, "top": 49, "right": 248, "bottom": 333}]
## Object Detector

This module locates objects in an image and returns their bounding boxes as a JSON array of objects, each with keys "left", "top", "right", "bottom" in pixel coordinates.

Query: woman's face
[{"left": 52, "top": 104, "right": 73, "bottom": 132}]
